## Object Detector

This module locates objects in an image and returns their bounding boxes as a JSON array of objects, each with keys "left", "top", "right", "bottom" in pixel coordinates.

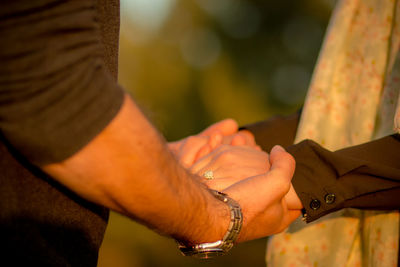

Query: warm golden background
[{"left": 98, "top": 0, "right": 334, "bottom": 266}]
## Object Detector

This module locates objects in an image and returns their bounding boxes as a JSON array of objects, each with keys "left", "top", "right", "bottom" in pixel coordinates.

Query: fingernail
[{"left": 272, "top": 145, "right": 285, "bottom": 152}]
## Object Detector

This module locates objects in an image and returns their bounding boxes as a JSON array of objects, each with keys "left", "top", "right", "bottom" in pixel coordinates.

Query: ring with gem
[{"left": 203, "top": 170, "right": 214, "bottom": 180}]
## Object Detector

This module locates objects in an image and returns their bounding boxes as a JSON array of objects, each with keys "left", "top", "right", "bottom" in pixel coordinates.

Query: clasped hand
[{"left": 169, "top": 119, "right": 301, "bottom": 242}]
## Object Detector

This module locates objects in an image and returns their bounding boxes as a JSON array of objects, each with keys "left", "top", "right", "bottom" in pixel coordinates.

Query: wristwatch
[{"left": 178, "top": 190, "right": 243, "bottom": 259}]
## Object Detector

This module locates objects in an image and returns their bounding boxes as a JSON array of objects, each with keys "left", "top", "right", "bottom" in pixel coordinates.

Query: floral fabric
[{"left": 267, "top": 0, "right": 400, "bottom": 266}]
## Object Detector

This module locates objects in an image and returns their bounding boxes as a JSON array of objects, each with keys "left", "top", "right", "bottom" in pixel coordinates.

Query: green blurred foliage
[{"left": 98, "top": 0, "right": 334, "bottom": 266}]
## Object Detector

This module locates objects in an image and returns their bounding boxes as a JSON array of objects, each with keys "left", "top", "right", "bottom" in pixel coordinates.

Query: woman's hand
[
  {"left": 168, "top": 119, "right": 259, "bottom": 167},
  {"left": 190, "top": 145, "right": 269, "bottom": 191}
]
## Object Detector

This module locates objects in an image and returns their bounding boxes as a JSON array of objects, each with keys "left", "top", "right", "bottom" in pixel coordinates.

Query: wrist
[
  {"left": 206, "top": 191, "right": 234, "bottom": 242},
  {"left": 179, "top": 190, "right": 243, "bottom": 258},
  {"left": 187, "top": 188, "right": 231, "bottom": 245}
]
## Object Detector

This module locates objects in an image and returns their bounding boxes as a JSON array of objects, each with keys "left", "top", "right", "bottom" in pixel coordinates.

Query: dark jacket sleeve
[
  {"left": 243, "top": 115, "right": 400, "bottom": 223},
  {"left": 240, "top": 111, "right": 301, "bottom": 150},
  {"left": 0, "top": 0, "right": 124, "bottom": 165},
  {"left": 288, "top": 135, "right": 400, "bottom": 222}
]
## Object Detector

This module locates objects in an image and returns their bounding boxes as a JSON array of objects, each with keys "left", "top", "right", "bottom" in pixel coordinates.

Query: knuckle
[
  {"left": 287, "top": 153, "right": 296, "bottom": 165},
  {"left": 280, "top": 151, "right": 295, "bottom": 165},
  {"left": 268, "top": 173, "right": 290, "bottom": 192},
  {"left": 280, "top": 181, "right": 291, "bottom": 193},
  {"left": 186, "top": 135, "right": 199, "bottom": 144}
]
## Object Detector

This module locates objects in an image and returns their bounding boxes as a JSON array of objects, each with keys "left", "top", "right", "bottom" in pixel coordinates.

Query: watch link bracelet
[{"left": 178, "top": 190, "right": 243, "bottom": 259}]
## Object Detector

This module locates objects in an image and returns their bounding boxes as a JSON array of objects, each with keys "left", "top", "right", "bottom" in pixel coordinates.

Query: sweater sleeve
[
  {"left": 243, "top": 115, "right": 400, "bottom": 223},
  {"left": 0, "top": 0, "right": 124, "bottom": 165}
]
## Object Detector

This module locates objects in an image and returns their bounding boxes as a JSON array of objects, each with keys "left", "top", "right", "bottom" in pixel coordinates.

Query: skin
[
  {"left": 172, "top": 123, "right": 304, "bottom": 212},
  {"left": 196, "top": 144, "right": 304, "bottom": 211},
  {"left": 191, "top": 145, "right": 270, "bottom": 191},
  {"left": 224, "top": 145, "right": 301, "bottom": 240},
  {"left": 42, "top": 94, "right": 300, "bottom": 246},
  {"left": 168, "top": 119, "right": 259, "bottom": 168}
]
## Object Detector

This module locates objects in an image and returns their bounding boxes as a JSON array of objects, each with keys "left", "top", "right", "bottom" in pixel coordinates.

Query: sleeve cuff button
[
  {"left": 310, "top": 199, "right": 321, "bottom": 210},
  {"left": 325, "top": 193, "right": 336, "bottom": 204}
]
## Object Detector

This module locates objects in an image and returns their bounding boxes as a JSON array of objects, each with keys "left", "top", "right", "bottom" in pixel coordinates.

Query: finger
[
  {"left": 231, "top": 130, "right": 257, "bottom": 147},
  {"left": 208, "top": 131, "right": 223, "bottom": 149},
  {"left": 205, "top": 175, "right": 254, "bottom": 191},
  {"left": 248, "top": 207, "right": 301, "bottom": 239},
  {"left": 200, "top": 119, "right": 238, "bottom": 136},
  {"left": 285, "top": 183, "right": 303, "bottom": 210},
  {"left": 189, "top": 145, "right": 230, "bottom": 174},
  {"left": 287, "top": 210, "right": 302, "bottom": 225},
  {"left": 192, "top": 145, "right": 244, "bottom": 175},
  {"left": 194, "top": 144, "right": 212, "bottom": 162},
  {"left": 275, "top": 209, "right": 302, "bottom": 234},
  {"left": 200, "top": 161, "right": 268, "bottom": 181},
  {"left": 265, "top": 145, "right": 296, "bottom": 195},
  {"left": 193, "top": 132, "right": 223, "bottom": 162},
  {"left": 192, "top": 145, "right": 270, "bottom": 175},
  {"left": 190, "top": 152, "right": 214, "bottom": 174},
  {"left": 231, "top": 134, "right": 247, "bottom": 146},
  {"left": 178, "top": 136, "right": 209, "bottom": 167}
]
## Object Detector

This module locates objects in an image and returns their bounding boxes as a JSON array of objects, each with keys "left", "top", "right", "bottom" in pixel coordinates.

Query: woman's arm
[
  {"left": 244, "top": 114, "right": 400, "bottom": 222},
  {"left": 288, "top": 135, "right": 400, "bottom": 222}
]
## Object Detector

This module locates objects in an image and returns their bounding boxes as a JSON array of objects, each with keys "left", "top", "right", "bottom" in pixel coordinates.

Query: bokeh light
[
  {"left": 180, "top": 27, "right": 221, "bottom": 68},
  {"left": 121, "top": 0, "right": 176, "bottom": 32}
]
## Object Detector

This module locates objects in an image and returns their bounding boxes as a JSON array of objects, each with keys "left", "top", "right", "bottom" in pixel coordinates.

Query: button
[
  {"left": 309, "top": 199, "right": 321, "bottom": 210},
  {"left": 325, "top": 193, "right": 336, "bottom": 204}
]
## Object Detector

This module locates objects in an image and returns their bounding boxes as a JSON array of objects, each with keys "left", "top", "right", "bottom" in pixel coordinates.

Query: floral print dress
[{"left": 267, "top": 0, "right": 400, "bottom": 266}]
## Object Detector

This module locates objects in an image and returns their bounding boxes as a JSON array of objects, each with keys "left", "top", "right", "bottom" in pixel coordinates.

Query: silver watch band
[
  {"left": 212, "top": 190, "right": 242, "bottom": 252},
  {"left": 178, "top": 190, "right": 243, "bottom": 258}
]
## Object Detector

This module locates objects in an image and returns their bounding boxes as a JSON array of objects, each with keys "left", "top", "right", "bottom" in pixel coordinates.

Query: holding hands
[{"left": 169, "top": 119, "right": 302, "bottom": 241}]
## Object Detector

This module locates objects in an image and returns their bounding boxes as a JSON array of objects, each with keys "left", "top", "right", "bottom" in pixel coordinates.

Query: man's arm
[
  {"left": 43, "top": 94, "right": 229, "bottom": 244},
  {"left": 1, "top": 1, "right": 298, "bottom": 245},
  {"left": 43, "top": 94, "right": 299, "bottom": 244}
]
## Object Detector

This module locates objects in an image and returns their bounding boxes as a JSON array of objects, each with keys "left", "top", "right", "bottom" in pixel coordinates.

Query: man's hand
[
  {"left": 226, "top": 145, "right": 301, "bottom": 241},
  {"left": 187, "top": 144, "right": 301, "bottom": 240}
]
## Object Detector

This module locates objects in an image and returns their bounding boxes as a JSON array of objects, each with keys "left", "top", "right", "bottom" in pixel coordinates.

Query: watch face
[{"left": 180, "top": 247, "right": 226, "bottom": 259}]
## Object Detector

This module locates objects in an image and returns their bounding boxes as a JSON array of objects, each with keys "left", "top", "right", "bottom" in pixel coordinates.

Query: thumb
[{"left": 266, "top": 145, "right": 296, "bottom": 195}]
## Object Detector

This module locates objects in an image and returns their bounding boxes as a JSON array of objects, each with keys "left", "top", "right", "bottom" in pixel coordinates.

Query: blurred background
[{"left": 98, "top": 0, "right": 335, "bottom": 266}]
